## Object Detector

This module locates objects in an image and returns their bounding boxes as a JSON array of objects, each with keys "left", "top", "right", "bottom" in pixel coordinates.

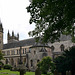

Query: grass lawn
[
  {"left": 0, "top": 69, "right": 35, "bottom": 75},
  {"left": 0, "top": 69, "right": 53, "bottom": 75}
]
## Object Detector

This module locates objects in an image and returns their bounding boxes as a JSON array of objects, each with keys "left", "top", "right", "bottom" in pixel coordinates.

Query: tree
[
  {"left": 0, "top": 50, "right": 4, "bottom": 70},
  {"left": 37, "top": 56, "right": 55, "bottom": 74},
  {"left": 54, "top": 46, "right": 75, "bottom": 75},
  {"left": 27, "top": 0, "right": 75, "bottom": 43},
  {"left": 0, "top": 50, "right": 4, "bottom": 61}
]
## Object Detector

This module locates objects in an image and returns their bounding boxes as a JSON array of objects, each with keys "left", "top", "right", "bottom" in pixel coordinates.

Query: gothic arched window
[
  {"left": 42, "top": 53, "right": 47, "bottom": 57},
  {"left": 23, "top": 58, "right": 26, "bottom": 64},
  {"left": 30, "top": 60, "right": 33, "bottom": 67},
  {"left": 25, "top": 48, "right": 26, "bottom": 54},
  {"left": 11, "top": 58, "right": 14, "bottom": 65},
  {"left": 6, "top": 59, "right": 8, "bottom": 64},
  {"left": 22, "top": 49, "right": 24, "bottom": 54},
  {"left": 60, "top": 44, "right": 65, "bottom": 51},
  {"left": 34, "top": 51, "right": 36, "bottom": 54},
  {"left": 51, "top": 45, "right": 55, "bottom": 51},
  {"left": 17, "top": 58, "right": 20, "bottom": 64},
  {"left": 37, "top": 59, "right": 40, "bottom": 63}
]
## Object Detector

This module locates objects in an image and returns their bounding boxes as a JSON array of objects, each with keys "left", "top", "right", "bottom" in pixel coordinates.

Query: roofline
[{"left": 30, "top": 45, "right": 51, "bottom": 48}]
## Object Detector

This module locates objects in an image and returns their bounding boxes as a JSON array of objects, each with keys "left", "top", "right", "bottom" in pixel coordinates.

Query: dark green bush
[
  {"left": 3, "top": 64, "right": 12, "bottom": 70},
  {"left": 0, "top": 61, "right": 4, "bottom": 66},
  {"left": 0, "top": 61, "right": 4, "bottom": 69}
]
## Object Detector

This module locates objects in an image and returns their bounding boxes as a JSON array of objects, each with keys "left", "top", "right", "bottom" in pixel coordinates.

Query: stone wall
[{"left": 27, "top": 46, "right": 51, "bottom": 71}]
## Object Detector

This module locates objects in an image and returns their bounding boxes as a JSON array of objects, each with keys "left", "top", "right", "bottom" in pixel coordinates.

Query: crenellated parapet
[{"left": 7, "top": 30, "right": 19, "bottom": 43}]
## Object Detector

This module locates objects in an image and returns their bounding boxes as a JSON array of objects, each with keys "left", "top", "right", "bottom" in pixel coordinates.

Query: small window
[
  {"left": 2, "top": 51, "right": 5, "bottom": 55},
  {"left": 23, "top": 48, "right": 24, "bottom": 54},
  {"left": 29, "top": 48, "right": 31, "bottom": 53},
  {"left": 7, "top": 51, "right": 10, "bottom": 55},
  {"left": 37, "top": 59, "right": 40, "bottom": 63},
  {"left": 60, "top": 44, "right": 65, "bottom": 51},
  {"left": 11, "top": 50, "right": 15, "bottom": 55},
  {"left": 34, "top": 51, "right": 36, "bottom": 54},
  {"left": 25, "top": 48, "right": 26, "bottom": 53},
  {"left": 31, "top": 60, "right": 33, "bottom": 67},
  {"left": 51, "top": 45, "right": 55, "bottom": 51},
  {"left": 17, "top": 50, "right": 19, "bottom": 54},
  {"left": 11, "top": 58, "right": 14, "bottom": 65},
  {"left": 6, "top": 59, "right": 8, "bottom": 64},
  {"left": 18, "top": 58, "right": 20, "bottom": 64},
  {"left": 42, "top": 53, "right": 47, "bottom": 57},
  {"left": 23, "top": 58, "right": 26, "bottom": 63}
]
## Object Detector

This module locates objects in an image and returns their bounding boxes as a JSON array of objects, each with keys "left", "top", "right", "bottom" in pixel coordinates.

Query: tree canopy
[
  {"left": 27, "top": 0, "right": 75, "bottom": 43},
  {"left": 37, "top": 56, "right": 55, "bottom": 74},
  {"left": 54, "top": 46, "right": 75, "bottom": 75}
]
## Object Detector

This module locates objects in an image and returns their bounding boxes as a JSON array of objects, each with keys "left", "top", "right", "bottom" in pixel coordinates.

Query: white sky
[{"left": 0, "top": 0, "right": 35, "bottom": 44}]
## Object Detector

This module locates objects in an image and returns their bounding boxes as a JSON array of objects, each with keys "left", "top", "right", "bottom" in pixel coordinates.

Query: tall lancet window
[{"left": 60, "top": 44, "right": 65, "bottom": 51}]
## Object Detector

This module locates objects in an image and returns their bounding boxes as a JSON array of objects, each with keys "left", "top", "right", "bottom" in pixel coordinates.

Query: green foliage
[
  {"left": 27, "top": 0, "right": 75, "bottom": 43},
  {"left": 0, "top": 50, "right": 4, "bottom": 60},
  {"left": 0, "top": 70, "right": 35, "bottom": 75},
  {"left": 3, "top": 64, "right": 12, "bottom": 70},
  {"left": 37, "top": 56, "right": 55, "bottom": 74},
  {"left": 0, "top": 61, "right": 4, "bottom": 67},
  {"left": 71, "top": 37, "right": 75, "bottom": 43},
  {"left": 35, "top": 68, "right": 41, "bottom": 75},
  {"left": 54, "top": 46, "right": 75, "bottom": 75}
]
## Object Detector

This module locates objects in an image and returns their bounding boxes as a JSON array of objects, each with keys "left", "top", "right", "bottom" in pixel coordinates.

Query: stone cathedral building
[{"left": 0, "top": 20, "right": 75, "bottom": 71}]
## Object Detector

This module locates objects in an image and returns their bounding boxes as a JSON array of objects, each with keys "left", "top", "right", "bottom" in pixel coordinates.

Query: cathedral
[{"left": 0, "top": 20, "right": 75, "bottom": 71}]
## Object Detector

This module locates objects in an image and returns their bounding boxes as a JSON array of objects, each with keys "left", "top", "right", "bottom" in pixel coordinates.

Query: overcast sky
[{"left": 0, "top": 0, "right": 35, "bottom": 44}]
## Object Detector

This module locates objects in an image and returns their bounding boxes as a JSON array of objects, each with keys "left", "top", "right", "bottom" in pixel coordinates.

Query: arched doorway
[
  {"left": 23, "top": 58, "right": 26, "bottom": 64},
  {"left": 11, "top": 58, "right": 14, "bottom": 66},
  {"left": 6, "top": 59, "right": 8, "bottom": 64}
]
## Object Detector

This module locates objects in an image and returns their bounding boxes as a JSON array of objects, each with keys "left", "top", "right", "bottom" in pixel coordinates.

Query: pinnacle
[{"left": 0, "top": 19, "right": 1, "bottom": 24}]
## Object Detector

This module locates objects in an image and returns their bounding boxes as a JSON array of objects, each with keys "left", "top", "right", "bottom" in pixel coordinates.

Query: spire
[
  {"left": 0, "top": 19, "right": 3, "bottom": 32},
  {"left": 17, "top": 33, "right": 19, "bottom": 40},
  {"left": 8, "top": 30, "right": 9, "bottom": 34},
  {"left": 17, "top": 33, "right": 19, "bottom": 37},
  {"left": 7, "top": 30, "right": 10, "bottom": 41},
  {"left": 12, "top": 31, "right": 14, "bottom": 37},
  {"left": 0, "top": 19, "right": 2, "bottom": 26},
  {"left": 0, "top": 19, "right": 1, "bottom": 24},
  {"left": 8, "top": 30, "right": 10, "bottom": 36}
]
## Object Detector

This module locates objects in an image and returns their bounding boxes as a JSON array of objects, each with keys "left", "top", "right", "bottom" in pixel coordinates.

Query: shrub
[
  {"left": 37, "top": 56, "right": 55, "bottom": 74},
  {"left": 0, "top": 61, "right": 4, "bottom": 66},
  {"left": 3, "top": 64, "right": 12, "bottom": 70},
  {"left": 54, "top": 46, "right": 75, "bottom": 75},
  {"left": 0, "top": 61, "right": 4, "bottom": 69}
]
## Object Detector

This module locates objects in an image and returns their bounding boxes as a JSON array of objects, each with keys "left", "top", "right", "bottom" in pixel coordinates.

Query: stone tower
[
  {"left": 7, "top": 31, "right": 19, "bottom": 43},
  {"left": 0, "top": 20, "right": 3, "bottom": 50}
]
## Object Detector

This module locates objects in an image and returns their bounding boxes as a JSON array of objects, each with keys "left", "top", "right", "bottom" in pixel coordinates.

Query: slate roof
[
  {"left": 59, "top": 34, "right": 71, "bottom": 41},
  {"left": 3, "top": 38, "right": 35, "bottom": 49},
  {"left": 3, "top": 35, "right": 71, "bottom": 50}
]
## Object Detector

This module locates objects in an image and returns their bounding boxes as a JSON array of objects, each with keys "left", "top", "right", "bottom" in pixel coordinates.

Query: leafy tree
[
  {"left": 37, "top": 56, "right": 55, "bottom": 74},
  {"left": 27, "top": 0, "right": 75, "bottom": 43},
  {"left": 54, "top": 46, "right": 75, "bottom": 75},
  {"left": 0, "top": 50, "right": 4, "bottom": 69},
  {"left": 0, "top": 50, "right": 4, "bottom": 61}
]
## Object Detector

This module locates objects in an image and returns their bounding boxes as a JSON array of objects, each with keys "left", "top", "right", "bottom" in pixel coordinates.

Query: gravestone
[
  {"left": 66, "top": 71, "right": 69, "bottom": 75},
  {"left": 59, "top": 73, "right": 62, "bottom": 75},
  {"left": 69, "top": 71, "right": 72, "bottom": 75},
  {"left": 17, "top": 64, "right": 26, "bottom": 75},
  {"left": 35, "top": 68, "right": 41, "bottom": 75},
  {"left": 54, "top": 69, "right": 59, "bottom": 75},
  {"left": 0, "top": 65, "right": 1, "bottom": 70}
]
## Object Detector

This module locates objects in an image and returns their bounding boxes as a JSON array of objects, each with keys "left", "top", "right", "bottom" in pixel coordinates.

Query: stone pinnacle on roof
[{"left": 0, "top": 19, "right": 1, "bottom": 24}]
